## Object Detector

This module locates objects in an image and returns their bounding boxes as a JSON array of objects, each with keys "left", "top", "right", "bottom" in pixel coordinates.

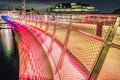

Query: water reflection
[
  {"left": 1, "top": 24, "right": 14, "bottom": 60},
  {"left": 0, "top": 23, "right": 18, "bottom": 80}
]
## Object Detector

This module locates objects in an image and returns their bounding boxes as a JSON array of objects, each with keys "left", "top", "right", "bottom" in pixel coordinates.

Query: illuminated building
[
  {"left": 0, "top": 8, "right": 39, "bottom": 16},
  {"left": 48, "top": 2, "right": 99, "bottom": 14}
]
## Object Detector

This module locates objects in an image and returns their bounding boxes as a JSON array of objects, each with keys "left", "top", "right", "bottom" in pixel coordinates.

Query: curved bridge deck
[{"left": 1, "top": 14, "right": 120, "bottom": 80}]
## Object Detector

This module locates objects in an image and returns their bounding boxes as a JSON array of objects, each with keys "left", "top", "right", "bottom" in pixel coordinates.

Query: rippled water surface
[{"left": 0, "top": 23, "right": 19, "bottom": 80}]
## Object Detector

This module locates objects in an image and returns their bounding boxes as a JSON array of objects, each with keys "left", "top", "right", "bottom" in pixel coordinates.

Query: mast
[{"left": 22, "top": 0, "right": 26, "bottom": 15}]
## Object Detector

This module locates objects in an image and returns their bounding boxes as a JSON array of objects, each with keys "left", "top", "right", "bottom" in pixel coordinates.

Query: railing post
[
  {"left": 56, "top": 15, "right": 73, "bottom": 73},
  {"left": 87, "top": 17, "right": 120, "bottom": 80},
  {"left": 24, "top": 15, "right": 27, "bottom": 23},
  {"left": 96, "top": 22, "right": 103, "bottom": 37},
  {"left": 39, "top": 15, "right": 44, "bottom": 29},
  {"left": 43, "top": 15, "right": 50, "bottom": 41},
  {"left": 30, "top": 16, "right": 32, "bottom": 25},
  {"left": 36, "top": 15, "right": 39, "bottom": 28},
  {"left": 28, "top": 16, "right": 30, "bottom": 24},
  {"left": 47, "top": 18, "right": 57, "bottom": 55}
]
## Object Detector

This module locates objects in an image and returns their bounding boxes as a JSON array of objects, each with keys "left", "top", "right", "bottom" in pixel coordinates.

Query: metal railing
[{"left": 8, "top": 14, "right": 120, "bottom": 80}]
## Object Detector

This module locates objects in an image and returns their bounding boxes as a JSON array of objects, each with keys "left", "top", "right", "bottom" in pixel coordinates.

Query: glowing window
[
  {"left": 60, "top": 4, "right": 62, "bottom": 6},
  {"left": 74, "top": 9, "right": 82, "bottom": 11},
  {"left": 71, "top": 3, "right": 76, "bottom": 5},
  {"left": 86, "top": 6, "right": 95, "bottom": 9},
  {"left": 55, "top": 6, "right": 58, "bottom": 8},
  {"left": 60, "top": 9, "right": 65, "bottom": 11},
  {"left": 66, "top": 9, "right": 71, "bottom": 12},
  {"left": 71, "top": 5, "right": 80, "bottom": 8},
  {"left": 54, "top": 9, "right": 60, "bottom": 11}
]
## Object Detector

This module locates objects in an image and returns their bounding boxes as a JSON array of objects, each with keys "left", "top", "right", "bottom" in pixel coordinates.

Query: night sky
[{"left": 0, "top": 0, "right": 120, "bottom": 13}]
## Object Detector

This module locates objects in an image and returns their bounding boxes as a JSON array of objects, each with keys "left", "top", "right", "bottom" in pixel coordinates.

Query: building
[
  {"left": 26, "top": 8, "right": 40, "bottom": 15},
  {"left": 48, "top": 2, "right": 99, "bottom": 14},
  {"left": 0, "top": 8, "right": 21, "bottom": 17},
  {"left": 113, "top": 8, "right": 120, "bottom": 14},
  {"left": 0, "top": 7, "right": 39, "bottom": 17}
]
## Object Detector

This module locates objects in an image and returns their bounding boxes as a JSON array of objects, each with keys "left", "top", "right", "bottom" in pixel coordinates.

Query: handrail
[{"left": 7, "top": 14, "right": 120, "bottom": 80}]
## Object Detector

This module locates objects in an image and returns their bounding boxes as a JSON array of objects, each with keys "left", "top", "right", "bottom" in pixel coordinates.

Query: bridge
[{"left": 0, "top": 14, "right": 120, "bottom": 80}]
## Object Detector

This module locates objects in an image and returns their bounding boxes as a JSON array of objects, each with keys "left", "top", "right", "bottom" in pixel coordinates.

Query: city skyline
[{"left": 0, "top": 0, "right": 120, "bottom": 13}]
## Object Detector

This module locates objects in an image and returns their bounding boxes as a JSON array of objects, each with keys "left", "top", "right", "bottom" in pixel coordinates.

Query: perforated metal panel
[
  {"left": 68, "top": 30, "right": 103, "bottom": 70},
  {"left": 97, "top": 47, "right": 120, "bottom": 80},
  {"left": 97, "top": 26, "right": 120, "bottom": 80}
]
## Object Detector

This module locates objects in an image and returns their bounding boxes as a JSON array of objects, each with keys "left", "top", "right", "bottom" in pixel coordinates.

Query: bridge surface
[{"left": 0, "top": 14, "right": 120, "bottom": 80}]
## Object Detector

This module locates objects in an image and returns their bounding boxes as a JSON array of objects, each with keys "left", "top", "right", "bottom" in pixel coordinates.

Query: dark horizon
[{"left": 0, "top": 0, "right": 120, "bottom": 14}]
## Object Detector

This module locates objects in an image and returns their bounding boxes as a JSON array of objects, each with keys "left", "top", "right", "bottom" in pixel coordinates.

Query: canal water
[{"left": 0, "top": 23, "right": 19, "bottom": 80}]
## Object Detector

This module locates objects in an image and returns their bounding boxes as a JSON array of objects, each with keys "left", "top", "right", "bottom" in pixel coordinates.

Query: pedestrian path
[{"left": 8, "top": 22, "right": 53, "bottom": 80}]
